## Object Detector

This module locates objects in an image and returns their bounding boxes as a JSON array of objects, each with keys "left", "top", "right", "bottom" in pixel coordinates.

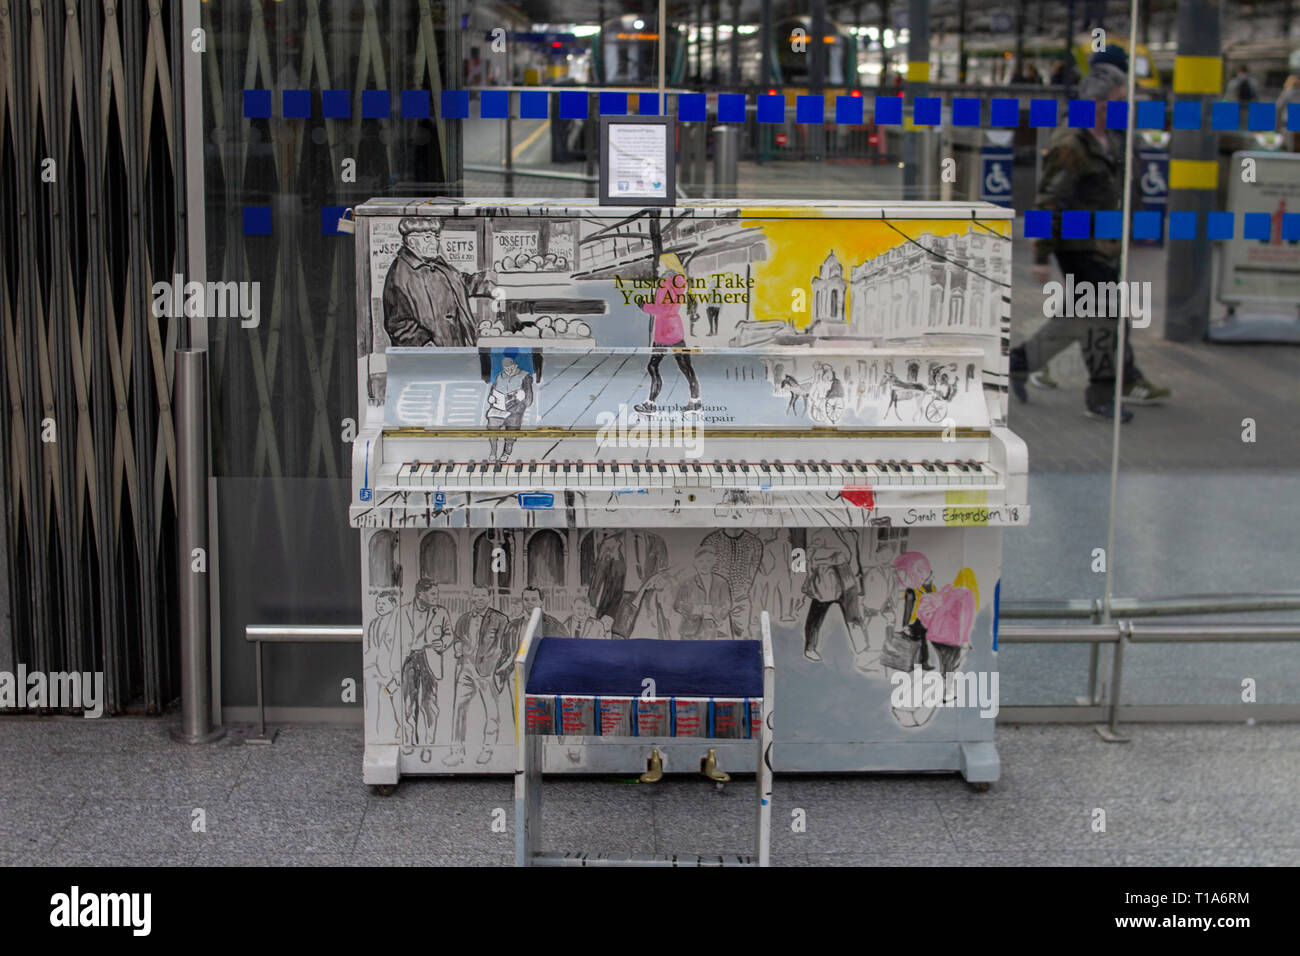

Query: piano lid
[
  {"left": 381, "top": 346, "right": 990, "bottom": 433},
  {"left": 355, "top": 197, "right": 1018, "bottom": 221}
]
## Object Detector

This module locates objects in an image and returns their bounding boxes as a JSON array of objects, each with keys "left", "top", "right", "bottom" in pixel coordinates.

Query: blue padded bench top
[{"left": 527, "top": 638, "right": 763, "bottom": 699}]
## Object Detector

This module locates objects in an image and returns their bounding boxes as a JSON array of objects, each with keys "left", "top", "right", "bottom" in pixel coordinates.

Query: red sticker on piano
[{"left": 841, "top": 486, "right": 875, "bottom": 509}]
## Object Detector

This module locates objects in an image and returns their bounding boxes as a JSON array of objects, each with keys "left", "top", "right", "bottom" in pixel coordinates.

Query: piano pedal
[
  {"left": 639, "top": 747, "right": 664, "bottom": 784},
  {"left": 701, "top": 748, "right": 731, "bottom": 785}
]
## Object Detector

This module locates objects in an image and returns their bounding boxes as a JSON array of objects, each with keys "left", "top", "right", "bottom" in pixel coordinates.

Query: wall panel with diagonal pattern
[
  {"left": 202, "top": 0, "right": 462, "bottom": 712},
  {"left": 0, "top": 0, "right": 186, "bottom": 713}
]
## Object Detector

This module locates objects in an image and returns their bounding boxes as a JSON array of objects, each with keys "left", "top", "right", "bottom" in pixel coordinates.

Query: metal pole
[
  {"left": 730, "top": 0, "right": 741, "bottom": 87},
  {"left": 711, "top": 0, "right": 721, "bottom": 85},
  {"left": 173, "top": 350, "right": 224, "bottom": 743},
  {"left": 903, "top": 0, "right": 931, "bottom": 199},
  {"left": 246, "top": 640, "right": 275, "bottom": 744},
  {"left": 1102, "top": 0, "right": 1141, "bottom": 633},
  {"left": 760, "top": 0, "right": 773, "bottom": 86},
  {"left": 1015, "top": 0, "right": 1027, "bottom": 75},
  {"left": 713, "top": 125, "right": 739, "bottom": 199},
  {"left": 658, "top": 0, "right": 666, "bottom": 109},
  {"left": 696, "top": 3, "right": 704, "bottom": 84},
  {"left": 504, "top": 92, "right": 515, "bottom": 197},
  {"left": 811, "top": 0, "right": 828, "bottom": 94},
  {"left": 880, "top": 0, "right": 890, "bottom": 87},
  {"left": 957, "top": 0, "right": 968, "bottom": 83},
  {"left": 1097, "top": 621, "right": 1132, "bottom": 741},
  {"left": 1080, "top": 599, "right": 1102, "bottom": 705},
  {"left": 1164, "top": 0, "right": 1221, "bottom": 341}
]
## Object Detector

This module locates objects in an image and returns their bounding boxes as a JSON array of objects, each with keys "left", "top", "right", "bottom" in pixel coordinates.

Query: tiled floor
[{"left": 2, "top": 717, "right": 1296, "bottom": 867}]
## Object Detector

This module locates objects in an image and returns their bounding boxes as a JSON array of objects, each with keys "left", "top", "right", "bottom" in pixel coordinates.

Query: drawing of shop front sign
[
  {"left": 493, "top": 229, "right": 539, "bottom": 266},
  {"left": 441, "top": 231, "right": 479, "bottom": 271}
]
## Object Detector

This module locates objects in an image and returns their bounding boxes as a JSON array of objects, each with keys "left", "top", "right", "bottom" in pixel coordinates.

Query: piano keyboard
[{"left": 385, "top": 458, "right": 999, "bottom": 490}]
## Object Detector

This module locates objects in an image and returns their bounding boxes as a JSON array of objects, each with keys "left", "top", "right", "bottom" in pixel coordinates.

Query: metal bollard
[
  {"left": 173, "top": 349, "right": 224, "bottom": 744},
  {"left": 712, "top": 125, "right": 739, "bottom": 200}
]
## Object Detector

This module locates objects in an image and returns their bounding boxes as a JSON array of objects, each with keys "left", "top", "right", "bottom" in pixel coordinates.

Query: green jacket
[{"left": 1033, "top": 126, "right": 1125, "bottom": 266}]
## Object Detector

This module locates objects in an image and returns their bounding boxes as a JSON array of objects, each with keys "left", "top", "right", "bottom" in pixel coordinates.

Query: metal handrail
[
  {"left": 244, "top": 626, "right": 363, "bottom": 743},
  {"left": 999, "top": 621, "right": 1300, "bottom": 741},
  {"left": 1002, "top": 593, "right": 1300, "bottom": 620},
  {"left": 464, "top": 163, "right": 596, "bottom": 183},
  {"left": 243, "top": 613, "right": 1300, "bottom": 742}
]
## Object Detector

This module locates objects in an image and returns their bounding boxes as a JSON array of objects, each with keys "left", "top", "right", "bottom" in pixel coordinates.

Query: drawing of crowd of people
[
  {"left": 769, "top": 357, "right": 976, "bottom": 425},
  {"left": 364, "top": 525, "right": 985, "bottom": 753}
]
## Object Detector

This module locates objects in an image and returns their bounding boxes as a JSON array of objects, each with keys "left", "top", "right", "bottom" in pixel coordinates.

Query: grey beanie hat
[{"left": 1079, "top": 62, "right": 1127, "bottom": 99}]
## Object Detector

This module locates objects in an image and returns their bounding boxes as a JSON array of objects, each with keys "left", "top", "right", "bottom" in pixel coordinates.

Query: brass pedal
[
  {"left": 639, "top": 747, "right": 664, "bottom": 783},
  {"left": 701, "top": 748, "right": 730, "bottom": 783}
]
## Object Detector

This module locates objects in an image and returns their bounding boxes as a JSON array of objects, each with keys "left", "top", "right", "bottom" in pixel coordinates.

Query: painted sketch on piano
[
  {"left": 362, "top": 209, "right": 1012, "bottom": 419},
  {"left": 361, "top": 523, "right": 995, "bottom": 762}
]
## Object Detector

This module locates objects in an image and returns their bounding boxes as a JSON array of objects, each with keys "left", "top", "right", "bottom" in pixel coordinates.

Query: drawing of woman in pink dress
[{"left": 635, "top": 253, "right": 701, "bottom": 416}]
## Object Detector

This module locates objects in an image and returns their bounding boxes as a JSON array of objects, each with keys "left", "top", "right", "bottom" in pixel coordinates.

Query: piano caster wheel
[
  {"left": 968, "top": 780, "right": 992, "bottom": 793},
  {"left": 701, "top": 748, "right": 731, "bottom": 784},
  {"left": 639, "top": 748, "right": 664, "bottom": 784},
  {"left": 371, "top": 784, "right": 398, "bottom": 797}
]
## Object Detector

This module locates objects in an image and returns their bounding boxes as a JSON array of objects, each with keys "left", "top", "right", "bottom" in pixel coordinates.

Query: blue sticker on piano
[
  {"left": 518, "top": 492, "right": 554, "bottom": 509},
  {"left": 360, "top": 441, "right": 372, "bottom": 501}
]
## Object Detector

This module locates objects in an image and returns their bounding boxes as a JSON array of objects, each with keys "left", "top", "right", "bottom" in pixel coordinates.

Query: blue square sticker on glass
[
  {"left": 322, "top": 89, "right": 351, "bottom": 119},
  {"left": 1243, "top": 212, "right": 1271, "bottom": 240},
  {"left": 361, "top": 89, "right": 390, "bottom": 119},
  {"left": 1136, "top": 100, "right": 1164, "bottom": 129},
  {"left": 677, "top": 93, "right": 706, "bottom": 121},
  {"left": 719, "top": 93, "right": 748, "bottom": 123},
  {"left": 1067, "top": 99, "right": 1095, "bottom": 128},
  {"left": 401, "top": 90, "right": 430, "bottom": 119},
  {"left": 913, "top": 97, "right": 940, "bottom": 126},
  {"left": 1023, "top": 210, "right": 1051, "bottom": 238},
  {"left": 243, "top": 89, "right": 272, "bottom": 119},
  {"left": 757, "top": 94, "right": 785, "bottom": 123},
  {"left": 520, "top": 91, "right": 548, "bottom": 119},
  {"left": 480, "top": 90, "right": 509, "bottom": 118},
  {"left": 1133, "top": 211, "right": 1161, "bottom": 240},
  {"left": 990, "top": 98, "right": 1020, "bottom": 127},
  {"left": 1207, "top": 212, "right": 1234, "bottom": 240},
  {"left": 1173, "top": 100, "right": 1201, "bottom": 130},
  {"left": 1061, "top": 210, "right": 1091, "bottom": 239},
  {"left": 952, "top": 98, "right": 981, "bottom": 126},
  {"left": 835, "top": 95, "right": 864, "bottom": 125},
  {"left": 1029, "top": 99, "right": 1058, "bottom": 127},
  {"left": 599, "top": 91, "right": 628, "bottom": 116},
  {"left": 874, "top": 96, "right": 902, "bottom": 125},
  {"left": 1211, "top": 101, "right": 1239, "bottom": 131},
  {"left": 282, "top": 89, "right": 311, "bottom": 119},
  {"left": 559, "top": 90, "right": 588, "bottom": 119},
  {"left": 1168, "top": 211, "right": 1198, "bottom": 240},
  {"left": 795, "top": 95, "right": 823, "bottom": 124}
]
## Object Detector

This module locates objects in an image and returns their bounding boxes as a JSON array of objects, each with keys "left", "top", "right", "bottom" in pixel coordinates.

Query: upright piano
[{"left": 350, "top": 198, "right": 1028, "bottom": 786}]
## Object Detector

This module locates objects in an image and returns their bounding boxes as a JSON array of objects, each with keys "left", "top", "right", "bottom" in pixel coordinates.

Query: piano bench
[{"left": 513, "top": 615, "right": 776, "bottom": 868}]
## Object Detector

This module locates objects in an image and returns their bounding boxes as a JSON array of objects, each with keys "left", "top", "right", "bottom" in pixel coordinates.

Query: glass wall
[{"left": 202, "top": 0, "right": 1300, "bottom": 717}]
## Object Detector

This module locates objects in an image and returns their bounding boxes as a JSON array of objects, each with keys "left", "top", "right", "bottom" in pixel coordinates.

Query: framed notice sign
[{"left": 599, "top": 115, "right": 675, "bottom": 206}]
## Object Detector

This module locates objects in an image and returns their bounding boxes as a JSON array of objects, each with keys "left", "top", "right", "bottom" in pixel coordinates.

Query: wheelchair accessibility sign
[
  {"left": 1138, "top": 150, "right": 1169, "bottom": 205},
  {"left": 980, "top": 145, "right": 1014, "bottom": 207}
]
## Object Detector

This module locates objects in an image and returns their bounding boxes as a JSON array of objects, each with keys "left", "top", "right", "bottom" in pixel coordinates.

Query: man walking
[{"left": 1009, "top": 53, "right": 1170, "bottom": 421}]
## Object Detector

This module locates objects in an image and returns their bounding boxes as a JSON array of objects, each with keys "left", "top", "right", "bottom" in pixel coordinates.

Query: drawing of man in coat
[
  {"left": 401, "top": 578, "right": 452, "bottom": 744},
  {"left": 445, "top": 587, "right": 511, "bottom": 766},
  {"left": 674, "top": 546, "right": 733, "bottom": 640},
  {"left": 382, "top": 218, "right": 497, "bottom": 348}
]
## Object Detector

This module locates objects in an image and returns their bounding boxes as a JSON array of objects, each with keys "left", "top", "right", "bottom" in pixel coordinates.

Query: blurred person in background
[
  {"left": 1276, "top": 75, "right": 1300, "bottom": 151},
  {"left": 1010, "top": 51, "right": 1171, "bottom": 422}
]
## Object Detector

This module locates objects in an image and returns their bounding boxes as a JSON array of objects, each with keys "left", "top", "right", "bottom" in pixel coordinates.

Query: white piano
[{"left": 350, "top": 198, "right": 1028, "bottom": 786}]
